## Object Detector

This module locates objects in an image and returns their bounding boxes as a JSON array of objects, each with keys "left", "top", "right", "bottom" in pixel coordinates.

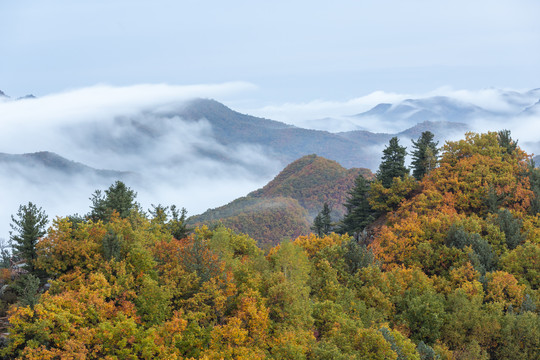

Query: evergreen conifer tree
[
  {"left": 377, "top": 137, "right": 408, "bottom": 187},
  {"left": 311, "top": 202, "right": 332, "bottom": 236},
  {"left": 89, "top": 181, "right": 138, "bottom": 222},
  {"left": 497, "top": 209, "right": 525, "bottom": 250},
  {"left": 497, "top": 129, "right": 518, "bottom": 155},
  {"left": 149, "top": 204, "right": 191, "bottom": 239},
  {"left": 168, "top": 205, "right": 190, "bottom": 240},
  {"left": 527, "top": 160, "right": 540, "bottom": 215},
  {"left": 410, "top": 131, "right": 439, "bottom": 180},
  {"left": 9, "top": 202, "right": 48, "bottom": 273},
  {"left": 338, "top": 175, "right": 374, "bottom": 235}
]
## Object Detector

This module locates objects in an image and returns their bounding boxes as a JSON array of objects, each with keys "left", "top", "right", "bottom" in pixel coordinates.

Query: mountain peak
[
  {"left": 178, "top": 98, "right": 292, "bottom": 131},
  {"left": 17, "top": 94, "right": 36, "bottom": 100},
  {"left": 183, "top": 98, "right": 232, "bottom": 114},
  {"left": 256, "top": 155, "right": 346, "bottom": 192},
  {"left": 398, "top": 120, "right": 469, "bottom": 139},
  {"left": 190, "top": 155, "right": 372, "bottom": 246},
  {"left": 250, "top": 154, "right": 372, "bottom": 215}
]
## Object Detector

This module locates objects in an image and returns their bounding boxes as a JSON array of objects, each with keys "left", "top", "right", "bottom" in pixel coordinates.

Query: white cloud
[
  {"left": 0, "top": 82, "right": 255, "bottom": 153},
  {"left": 1, "top": 83, "right": 539, "bottom": 240},
  {"left": 241, "top": 90, "right": 410, "bottom": 126},
  {"left": 242, "top": 87, "right": 540, "bottom": 136},
  {"left": 0, "top": 83, "right": 280, "bottom": 240}
]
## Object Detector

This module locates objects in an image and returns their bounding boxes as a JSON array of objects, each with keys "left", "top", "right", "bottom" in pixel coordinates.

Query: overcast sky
[{"left": 1, "top": 0, "right": 539, "bottom": 105}]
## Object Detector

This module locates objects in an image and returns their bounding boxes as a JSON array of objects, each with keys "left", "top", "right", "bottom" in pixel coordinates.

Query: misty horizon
[{"left": 1, "top": 83, "right": 539, "bottom": 240}]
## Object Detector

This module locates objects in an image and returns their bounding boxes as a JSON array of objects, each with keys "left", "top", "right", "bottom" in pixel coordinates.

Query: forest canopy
[{"left": 0, "top": 131, "right": 538, "bottom": 359}]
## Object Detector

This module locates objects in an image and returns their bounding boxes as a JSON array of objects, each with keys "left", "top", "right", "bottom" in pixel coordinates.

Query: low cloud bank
[
  {"left": 244, "top": 87, "right": 540, "bottom": 154},
  {"left": 0, "top": 83, "right": 279, "bottom": 239},
  {"left": 1, "top": 84, "right": 539, "bottom": 240}
]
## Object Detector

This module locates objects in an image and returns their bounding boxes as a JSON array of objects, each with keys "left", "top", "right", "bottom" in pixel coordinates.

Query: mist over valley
[{"left": 1, "top": 85, "right": 539, "bottom": 240}]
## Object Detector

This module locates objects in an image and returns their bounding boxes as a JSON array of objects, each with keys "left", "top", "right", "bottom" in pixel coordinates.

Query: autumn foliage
[{"left": 1, "top": 132, "right": 539, "bottom": 359}]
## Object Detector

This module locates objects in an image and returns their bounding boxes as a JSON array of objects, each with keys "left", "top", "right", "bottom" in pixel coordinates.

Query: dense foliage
[
  {"left": 189, "top": 197, "right": 310, "bottom": 248},
  {"left": 190, "top": 155, "right": 371, "bottom": 245},
  {"left": 251, "top": 154, "right": 372, "bottom": 217},
  {"left": 0, "top": 131, "right": 539, "bottom": 359}
]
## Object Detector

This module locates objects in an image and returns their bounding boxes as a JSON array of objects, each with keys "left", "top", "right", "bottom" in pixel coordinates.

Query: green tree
[
  {"left": 497, "top": 129, "right": 518, "bottom": 155},
  {"left": 417, "top": 341, "right": 439, "bottom": 360},
  {"left": 411, "top": 131, "right": 439, "bottom": 180},
  {"left": 0, "top": 237, "right": 11, "bottom": 268},
  {"left": 101, "top": 229, "right": 121, "bottom": 261},
  {"left": 168, "top": 205, "right": 190, "bottom": 240},
  {"left": 377, "top": 136, "right": 409, "bottom": 187},
  {"left": 312, "top": 202, "right": 332, "bottom": 236},
  {"left": 343, "top": 239, "right": 376, "bottom": 274},
  {"left": 445, "top": 225, "right": 495, "bottom": 274},
  {"left": 485, "top": 185, "right": 505, "bottom": 213},
  {"left": 493, "top": 311, "right": 540, "bottom": 360},
  {"left": 88, "top": 181, "right": 138, "bottom": 221},
  {"left": 149, "top": 204, "right": 190, "bottom": 239},
  {"left": 527, "top": 160, "right": 540, "bottom": 214},
  {"left": 338, "top": 175, "right": 375, "bottom": 235},
  {"left": 369, "top": 175, "right": 419, "bottom": 213},
  {"left": 149, "top": 203, "right": 169, "bottom": 224},
  {"left": 496, "top": 209, "right": 525, "bottom": 250},
  {"left": 9, "top": 202, "right": 48, "bottom": 273},
  {"left": 397, "top": 290, "right": 446, "bottom": 344},
  {"left": 13, "top": 274, "right": 40, "bottom": 309}
]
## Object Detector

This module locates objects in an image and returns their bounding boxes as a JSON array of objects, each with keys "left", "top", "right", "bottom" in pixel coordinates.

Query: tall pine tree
[
  {"left": 10, "top": 202, "right": 48, "bottom": 273},
  {"left": 497, "top": 129, "right": 518, "bottom": 155},
  {"left": 377, "top": 137, "right": 408, "bottom": 187},
  {"left": 338, "top": 175, "right": 374, "bottom": 235},
  {"left": 89, "top": 181, "right": 138, "bottom": 222},
  {"left": 410, "top": 131, "right": 439, "bottom": 180},
  {"left": 311, "top": 202, "right": 332, "bottom": 236}
]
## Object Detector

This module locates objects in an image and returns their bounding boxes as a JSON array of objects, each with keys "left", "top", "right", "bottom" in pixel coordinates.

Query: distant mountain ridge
[
  {"left": 353, "top": 96, "right": 495, "bottom": 123},
  {"left": 0, "top": 89, "right": 36, "bottom": 100},
  {"left": 174, "top": 99, "right": 376, "bottom": 168},
  {"left": 337, "top": 120, "right": 469, "bottom": 147},
  {"left": 0, "top": 93, "right": 480, "bottom": 177},
  {"left": 299, "top": 88, "right": 540, "bottom": 135},
  {"left": 0, "top": 151, "right": 131, "bottom": 181},
  {"left": 172, "top": 99, "right": 471, "bottom": 169}
]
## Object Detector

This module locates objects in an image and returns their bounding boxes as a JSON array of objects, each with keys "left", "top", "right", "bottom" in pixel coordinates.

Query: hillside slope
[
  {"left": 189, "top": 155, "right": 373, "bottom": 246},
  {"left": 175, "top": 99, "right": 379, "bottom": 168}
]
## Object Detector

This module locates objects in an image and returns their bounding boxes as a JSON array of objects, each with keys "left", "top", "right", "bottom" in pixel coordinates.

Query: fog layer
[{"left": 0, "top": 83, "right": 279, "bottom": 240}]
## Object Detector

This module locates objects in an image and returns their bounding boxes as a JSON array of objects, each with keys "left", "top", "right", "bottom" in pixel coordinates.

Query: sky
[
  {"left": 1, "top": 0, "right": 539, "bottom": 106},
  {"left": 1, "top": 1, "right": 540, "bottom": 239}
]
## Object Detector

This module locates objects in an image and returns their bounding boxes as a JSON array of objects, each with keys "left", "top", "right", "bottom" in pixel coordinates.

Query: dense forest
[
  {"left": 0, "top": 131, "right": 538, "bottom": 359},
  {"left": 189, "top": 155, "right": 372, "bottom": 247}
]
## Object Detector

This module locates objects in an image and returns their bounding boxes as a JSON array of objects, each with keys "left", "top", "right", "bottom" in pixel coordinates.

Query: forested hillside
[
  {"left": 0, "top": 131, "right": 538, "bottom": 359},
  {"left": 189, "top": 155, "right": 372, "bottom": 246}
]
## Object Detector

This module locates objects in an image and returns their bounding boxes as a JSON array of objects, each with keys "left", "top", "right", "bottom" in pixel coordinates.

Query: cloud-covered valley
[
  {"left": 1, "top": 83, "right": 539, "bottom": 241},
  {"left": 0, "top": 83, "right": 280, "bottom": 240},
  {"left": 243, "top": 87, "right": 540, "bottom": 141}
]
